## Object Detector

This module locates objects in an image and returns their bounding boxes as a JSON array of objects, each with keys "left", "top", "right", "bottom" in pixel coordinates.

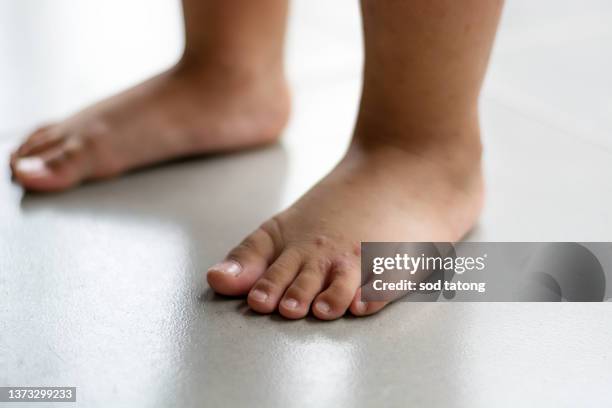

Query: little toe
[
  {"left": 278, "top": 260, "right": 329, "bottom": 319},
  {"left": 312, "top": 264, "right": 360, "bottom": 320},
  {"left": 207, "top": 221, "right": 280, "bottom": 296},
  {"left": 247, "top": 249, "right": 302, "bottom": 314},
  {"left": 349, "top": 288, "right": 391, "bottom": 317}
]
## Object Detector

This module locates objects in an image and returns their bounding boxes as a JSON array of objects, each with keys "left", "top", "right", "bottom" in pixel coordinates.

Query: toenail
[
  {"left": 282, "top": 298, "right": 299, "bottom": 309},
  {"left": 250, "top": 289, "right": 269, "bottom": 303},
  {"left": 316, "top": 301, "right": 331, "bottom": 314},
  {"left": 15, "top": 157, "right": 47, "bottom": 176},
  {"left": 208, "top": 260, "right": 242, "bottom": 277},
  {"left": 356, "top": 300, "right": 368, "bottom": 313}
]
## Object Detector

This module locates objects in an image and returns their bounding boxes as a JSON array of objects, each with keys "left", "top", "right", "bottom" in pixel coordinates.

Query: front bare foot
[
  {"left": 10, "top": 63, "right": 289, "bottom": 191},
  {"left": 207, "top": 128, "right": 484, "bottom": 320}
]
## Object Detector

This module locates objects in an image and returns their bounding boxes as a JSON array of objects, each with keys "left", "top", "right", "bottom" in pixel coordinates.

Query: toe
[
  {"left": 207, "top": 220, "right": 281, "bottom": 296},
  {"left": 278, "top": 260, "right": 329, "bottom": 319},
  {"left": 247, "top": 248, "right": 302, "bottom": 314},
  {"left": 349, "top": 288, "right": 390, "bottom": 317},
  {"left": 312, "top": 262, "right": 360, "bottom": 320},
  {"left": 13, "top": 139, "right": 89, "bottom": 192},
  {"left": 12, "top": 156, "right": 52, "bottom": 185},
  {"left": 15, "top": 125, "right": 62, "bottom": 158},
  {"left": 11, "top": 127, "right": 62, "bottom": 172}
]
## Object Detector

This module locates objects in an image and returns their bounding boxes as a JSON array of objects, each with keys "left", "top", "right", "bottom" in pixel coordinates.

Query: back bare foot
[{"left": 10, "top": 63, "right": 289, "bottom": 191}]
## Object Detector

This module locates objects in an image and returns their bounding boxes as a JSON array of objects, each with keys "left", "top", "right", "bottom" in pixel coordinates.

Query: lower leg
[
  {"left": 180, "top": 0, "right": 287, "bottom": 76},
  {"left": 11, "top": 0, "right": 290, "bottom": 191},
  {"left": 357, "top": 0, "right": 502, "bottom": 152},
  {"left": 208, "top": 0, "right": 503, "bottom": 320}
]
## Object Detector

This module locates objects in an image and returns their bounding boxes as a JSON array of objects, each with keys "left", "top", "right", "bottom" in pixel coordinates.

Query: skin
[
  {"left": 10, "top": 0, "right": 504, "bottom": 319},
  {"left": 208, "top": 0, "right": 503, "bottom": 320},
  {"left": 10, "top": 0, "right": 290, "bottom": 191}
]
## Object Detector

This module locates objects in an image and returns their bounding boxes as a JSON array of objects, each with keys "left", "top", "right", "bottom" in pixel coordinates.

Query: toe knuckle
[
  {"left": 236, "top": 226, "right": 277, "bottom": 257},
  {"left": 329, "top": 284, "right": 355, "bottom": 300},
  {"left": 275, "top": 249, "right": 302, "bottom": 267},
  {"left": 237, "top": 235, "right": 259, "bottom": 253},
  {"left": 79, "top": 121, "right": 109, "bottom": 148},
  {"left": 259, "top": 216, "right": 284, "bottom": 249},
  {"left": 63, "top": 138, "right": 84, "bottom": 157},
  {"left": 316, "top": 258, "right": 333, "bottom": 273},
  {"left": 290, "top": 272, "right": 324, "bottom": 294},
  {"left": 332, "top": 267, "right": 353, "bottom": 280},
  {"left": 254, "top": 277, "right": 278, "bottom": 290},
  {"left": 230, "top": 233, "right": 268, "bottom": 258},
  {"left": 31, "top": 125, "right": 55, "bottom": 139},
  {"left": 227, "top": 244, "right": 252, "bottom": 263},
  {"left": 264, "top": 263, "right": 292, "bottom": 283},
  {"left": 284, "top": 285, "right": 308, "bottom": 300}
]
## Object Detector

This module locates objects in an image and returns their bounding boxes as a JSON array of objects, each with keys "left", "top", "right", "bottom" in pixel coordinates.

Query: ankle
[
  {"left": 176, "top": 50, "right": 285, "bottom": 88},
  {"left": 355, "top": 111, "right": 481, "bottom": 157},
  {"left": 350, "top": 114, "right": 483, "bottom": 186}
]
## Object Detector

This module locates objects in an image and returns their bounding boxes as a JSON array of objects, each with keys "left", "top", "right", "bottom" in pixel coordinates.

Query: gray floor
[{"left": 2, "top": 1, "right": 612, "bottom": 407}]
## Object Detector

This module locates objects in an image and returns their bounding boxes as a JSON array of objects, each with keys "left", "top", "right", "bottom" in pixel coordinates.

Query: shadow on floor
[{"left": 18, "top": 144, "right": 289, "bottom": 276}]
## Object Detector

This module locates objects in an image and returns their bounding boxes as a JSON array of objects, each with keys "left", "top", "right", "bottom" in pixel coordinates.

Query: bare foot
[
  {"left": 207, "top": 130, "right": 484, "bottom": 320},
  {"left": 10, "top": 63, "right": 289, "bottom": 191}
]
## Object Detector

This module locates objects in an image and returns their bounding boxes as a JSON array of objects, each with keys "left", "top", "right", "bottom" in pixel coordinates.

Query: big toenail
[
  {"left": 316, "top": 301, "right": 331, "bottom": 313},
  {"left": 15, "top": 157, "right": 47, "bottom": 175},
  {"left": 356, "top": 300, "right": 368, "bottom": 313},
  {"left": 208, "top": 260, "right": 242, "bottom": 277},
  {"left": 250, "top": 289, "right": 269, "bottom": 302},
  {"left": 283, "top": 298, "right": 299, "bottom": 309}
]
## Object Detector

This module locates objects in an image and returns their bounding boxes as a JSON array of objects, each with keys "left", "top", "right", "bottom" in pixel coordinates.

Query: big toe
[
  {"left": 207, "top": 222, "right": 280, "bottom": 296},
  {"left": 14, "top": 125, "right": 59, "bottom": 157},
  {"left": 12, "top": 141, "right": 89, "bottom": 192}
]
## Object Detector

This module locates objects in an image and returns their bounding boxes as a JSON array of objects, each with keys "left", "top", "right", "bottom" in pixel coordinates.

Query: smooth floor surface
[{"left": 2, "top": 1, "right": 612, "bottom": 407}]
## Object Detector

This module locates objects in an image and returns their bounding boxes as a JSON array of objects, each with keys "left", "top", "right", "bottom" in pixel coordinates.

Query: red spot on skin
[
  {"left": 330, "top": 258, "right": 352, "bottom": 278},
  {"left": 335, "top": 258, "right": 349, "bottom": 268},
  {"left": 353, "top": 244, "right": 362, "bottom": 256},
  {"left": 315, "top": 236, "right": 327, "bottom": 247},
  {"left": 317, "top": 258, "right": 332, "bottom": 272}
]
